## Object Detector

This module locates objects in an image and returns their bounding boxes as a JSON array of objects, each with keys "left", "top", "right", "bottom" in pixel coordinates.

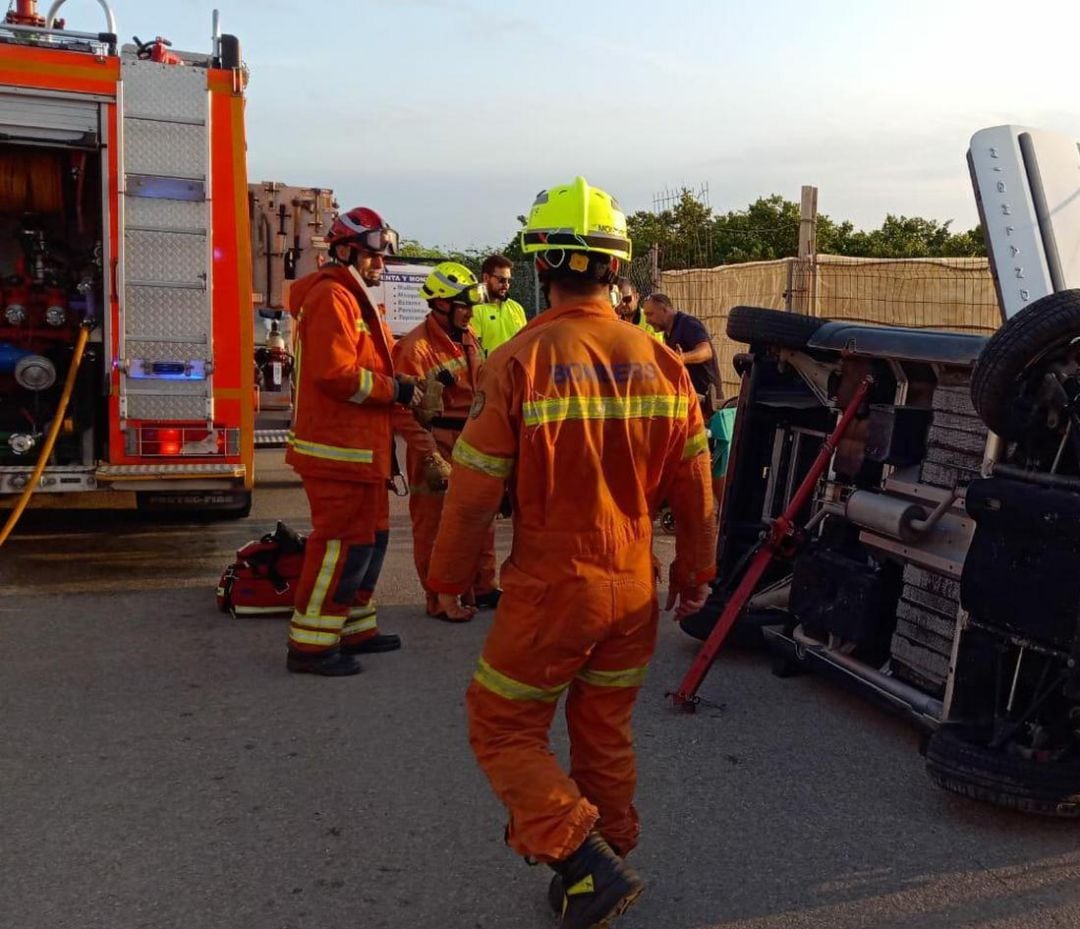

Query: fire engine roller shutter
[
  {"left": 119, "top": 58, "right": 214, "bottom": 423},
  {"left": 0, "top": 91, "right": 101, "bottom": 145}
]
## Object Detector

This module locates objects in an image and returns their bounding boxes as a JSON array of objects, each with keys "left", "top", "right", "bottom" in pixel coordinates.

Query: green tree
[
  {"left": 397, "top": 239, "right": 490, "bottom": 271},
  {"left": 625, "top": 189, "right": 986, "bottom": 270}
]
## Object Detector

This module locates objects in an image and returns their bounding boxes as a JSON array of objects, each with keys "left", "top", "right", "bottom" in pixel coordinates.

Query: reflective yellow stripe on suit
[
  {"left": 683, "top": 430, "right": 709, "bottom": 459},
  {"left": 453, "top": 438, "right": 514, "bottom": 479},
  {"left": 473, "top": 657, "right": 569, "bottom": 702},
  {"left": 352, "top": 368, "right": 375, "bottom": 403},
  {"left": 341, "top": 612, "right": 377, "bottom": 638},
  {"left": 576, "top": 666, "right": 649, "bottom": 688},
  {"left": 305, "top": 539, "right": 339, "bottom": 620},
  {"left": 288, "top": 627, "right": 339, "bottom": 648},
  {"left": 522, "top": 394, "right": 688, "bottom": 427},
  {"left": 287, "top": 434, "right": 374, "bottom": 464}
]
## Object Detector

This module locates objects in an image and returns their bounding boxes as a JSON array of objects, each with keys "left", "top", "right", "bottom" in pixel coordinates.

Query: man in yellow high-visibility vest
[
  {"left": 616, "top": 277, "right": 661, "bottom": 340},
  {"left": 470, "top": 254, "right": 527, "bottom": 356}
]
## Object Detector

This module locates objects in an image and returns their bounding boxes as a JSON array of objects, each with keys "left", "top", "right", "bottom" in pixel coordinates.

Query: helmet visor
[
  {"left": 446, "top": 283, "right": 486, "bottom": 307},
  {"left": 458, "top": 282, "right": 487, "bottom": 306}
]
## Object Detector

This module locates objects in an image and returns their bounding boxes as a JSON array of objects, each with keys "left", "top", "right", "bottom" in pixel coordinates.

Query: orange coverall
[
  {"left": 393, "top": 314, "right": 497, "bottom": 616},
  {"left": 427, "top": 296, "right": 715, "bottom": 862},
  {"left": 285, "top": 265, "right": 400, "bottom": 653}
]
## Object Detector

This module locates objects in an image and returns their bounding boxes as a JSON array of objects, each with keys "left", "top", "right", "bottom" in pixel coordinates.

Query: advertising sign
[{"left": 372, "top": 262, "right": 434, "bottom": 336}]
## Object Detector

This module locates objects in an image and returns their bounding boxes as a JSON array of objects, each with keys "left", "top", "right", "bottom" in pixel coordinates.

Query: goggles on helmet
[
  {"left": 352, "top": 225, "right": 399, "bottom": 256},
  {"left": 457, "top": 282, "right": 486, "bottom": 305}
]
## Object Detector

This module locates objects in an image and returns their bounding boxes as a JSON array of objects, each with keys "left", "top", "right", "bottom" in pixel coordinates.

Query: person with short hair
[
  {"left": 615, "top": 277, "right": 661, "bottom": 340},
  {"left": 643, "top": 292, "right": 722, "bottom": 417},
  {"left": 470, "top": 254, "right": 527, "bottom": 356}
]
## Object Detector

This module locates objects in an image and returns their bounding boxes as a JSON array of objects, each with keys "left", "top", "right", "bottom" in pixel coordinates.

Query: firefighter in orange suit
[
  {"left": 284, "top": 206, "right": 423, "bottom": 677},
  {"left": 426, "top": 178, "right": 716, "bottom": 928},
  {"left": 392, "top": 262, "right": 501, "bottom": 620}
]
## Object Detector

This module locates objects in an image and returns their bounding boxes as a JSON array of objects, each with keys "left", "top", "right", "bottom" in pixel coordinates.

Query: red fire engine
[{"left": 0, "top": 0, "right": 254, "bottom": 521}]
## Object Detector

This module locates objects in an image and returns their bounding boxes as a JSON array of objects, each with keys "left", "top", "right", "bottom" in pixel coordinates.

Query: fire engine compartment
[{"left": 0, "top": 143, "right": 104, "bottom": 475}]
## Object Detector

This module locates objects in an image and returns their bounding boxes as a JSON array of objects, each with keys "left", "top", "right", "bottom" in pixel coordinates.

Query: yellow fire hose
[{"left": 0, "top": 323, "right": 91, "bottom": 547}]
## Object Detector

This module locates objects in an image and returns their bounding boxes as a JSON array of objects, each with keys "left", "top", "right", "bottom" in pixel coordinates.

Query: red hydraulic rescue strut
[{"left": 670, "top": 375, "right": 874, "bottom": 711}]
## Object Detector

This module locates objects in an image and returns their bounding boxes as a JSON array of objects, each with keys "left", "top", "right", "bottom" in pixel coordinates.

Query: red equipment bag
[{"left": 216, "top": 521, "right": 306, "bottom": 617}]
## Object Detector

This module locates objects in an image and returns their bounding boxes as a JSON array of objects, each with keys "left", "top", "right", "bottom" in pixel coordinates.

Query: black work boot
[
  {"left": 549, "top": 833, "right": 643, "bottom": 928},
  {"left": 473, "top": 588, "right": 502, "bottom": 610},
  {"left": 548, "top": 873, "right": 564, "bottom": 915},
  {"left": 341, "top": 633, "right": 401, "bottom": 654},
  {"left": 286, "top": 648, "right": 361, "bottom": 676},
  {"left": 548, "top": 842, "right": 628, "bottom": 916}
]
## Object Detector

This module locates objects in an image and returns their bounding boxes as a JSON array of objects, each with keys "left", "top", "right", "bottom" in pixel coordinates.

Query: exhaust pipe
[{"left": 791, "top": 625, "right": 944, "bottom": 722}]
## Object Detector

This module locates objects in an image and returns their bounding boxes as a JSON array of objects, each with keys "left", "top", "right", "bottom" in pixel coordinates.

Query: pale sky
[{"left": 57, "top": 0, "right": 1080, "bottom": 251}]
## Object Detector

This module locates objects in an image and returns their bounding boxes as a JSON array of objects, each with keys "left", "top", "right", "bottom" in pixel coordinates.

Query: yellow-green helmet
[
  {"left": 419, "top": 261, "right": 486, "bottom": 305},
  {"left": 520, "top": 177, "right": 632, "bottom": 262}
]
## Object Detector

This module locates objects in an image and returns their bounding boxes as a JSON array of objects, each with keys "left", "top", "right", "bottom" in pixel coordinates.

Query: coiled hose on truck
[{"left": 0, "top": 322, "right": 91, "bottom": 547}]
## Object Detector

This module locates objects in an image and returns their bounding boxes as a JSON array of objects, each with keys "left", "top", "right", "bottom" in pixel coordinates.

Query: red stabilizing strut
[{"left": 670, "top": 375, "right": 874, "bottom": 711}]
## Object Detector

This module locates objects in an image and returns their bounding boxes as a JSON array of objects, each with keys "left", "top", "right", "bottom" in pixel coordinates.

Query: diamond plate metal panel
[
  {"left": 126, "top": 394, "right": 208, "bottom": 422},
  {"left": 127, "top": 378, "right": 208, "bottom": 396},
  {"left": 122, "top": 60, "right": 207, "bottom": 122},
  {"left": 125, "top": 198, "right": 207, "bottom": 233},
  {"left": 124, "top": 340, "right": 208, "bottom": 363},
  {"left": 124, "top": 119, "right": 207, "bottom": 179},
  {"left": 124, "top": 286, "right": 208, "bottom": 341},
  {"left": 126, "top": 230, "right": 207, "bottom": 286}
]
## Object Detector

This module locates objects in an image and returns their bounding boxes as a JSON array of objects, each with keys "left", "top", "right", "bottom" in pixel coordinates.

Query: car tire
[
  {"left": 925, "top": 725, "right": 1080, "bottom": 817},
  {"left": 726, "top": 306, "right": 827, "bottom": 349},
  {"left": 970, "top": 290, "right": 1080, "bottom": 440}
]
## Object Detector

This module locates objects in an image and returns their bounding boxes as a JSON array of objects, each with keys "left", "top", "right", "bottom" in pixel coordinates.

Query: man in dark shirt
[{"left": 643, "top": 292, "right": 721, "bottom": 416}]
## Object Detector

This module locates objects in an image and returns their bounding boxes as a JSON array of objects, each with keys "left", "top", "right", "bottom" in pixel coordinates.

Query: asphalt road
[{"left": 2, "top": 449, "right": 1080, "bottom": 929}]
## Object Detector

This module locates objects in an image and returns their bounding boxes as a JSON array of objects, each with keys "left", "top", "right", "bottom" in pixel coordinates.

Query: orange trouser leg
[
  {"left": 567, "top": 574, "right": 657, "bottom": 855},
  {"left": 409, "top": 491, "right": 444, "bottom": 616},
  {"left": 465, "top": 548, "right": 657, "bottom": 863},
  {"left": 411, "top": 491, "right": 497, "bottom": 614},
  {"left": 565, "top": 579, "right": 656, "bottom": 855},
  {"left": 473, "top": 527, "right": 497, "bottom": 595},
  {"left": 566, "top": 681, "right": 642, "bottom": 854},
  {"left": 289, "top": 478, "right": 381, "bottom": 654},
  {"left": 341, "top": 482, "right": 389, "bottom": 647},
  {"left": 467, "top": 683, "right": 598, "bottom": 862}
]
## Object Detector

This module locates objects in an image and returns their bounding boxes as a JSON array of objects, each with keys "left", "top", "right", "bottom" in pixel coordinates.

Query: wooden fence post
[{"left": 792, "top": 185, "right": 818, "bottom": 314}]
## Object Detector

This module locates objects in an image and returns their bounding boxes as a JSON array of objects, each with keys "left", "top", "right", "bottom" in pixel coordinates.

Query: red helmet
[{"left": 327, "top": 206, "right": 399, "bottom": 256}]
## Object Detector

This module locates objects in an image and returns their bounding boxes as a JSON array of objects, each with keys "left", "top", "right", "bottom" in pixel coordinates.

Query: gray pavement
[{"left": 2, "top": 449, "right": 1079, "bottom": 929}]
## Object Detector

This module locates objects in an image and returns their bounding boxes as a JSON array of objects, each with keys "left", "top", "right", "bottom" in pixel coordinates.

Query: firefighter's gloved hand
[
  {"left": 422, "top": 452, "right": 452, "bottom": 492},
  {"left": 394, "top": 374, "right": 421, "bottom": 407},
  {"left": 414, "top": 368, "right": 452, "bottom": 427}
]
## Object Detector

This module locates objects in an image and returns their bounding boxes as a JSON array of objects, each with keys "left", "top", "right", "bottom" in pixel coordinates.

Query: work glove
[
  {"left": 394, "top": 373, "right": 421, "bottom": 407},
  {"left": 421, "top": 451, "right": 452, "bottom": 493},
  {"left": 414, "top": 369, "right": 456, "bottom": 427}
]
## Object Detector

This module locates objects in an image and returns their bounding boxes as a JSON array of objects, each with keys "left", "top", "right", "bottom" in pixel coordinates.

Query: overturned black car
[
  {"left": 679, "top": 125, "right": 1080, "bottom": 817},
  {"left": 682, "top": 291, "right": 1080, "bottom": 818}
]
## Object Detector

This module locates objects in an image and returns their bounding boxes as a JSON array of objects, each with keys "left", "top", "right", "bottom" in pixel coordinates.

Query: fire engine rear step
[{"left": 96, "top": 463, "right": 245, "bottom": 479}]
